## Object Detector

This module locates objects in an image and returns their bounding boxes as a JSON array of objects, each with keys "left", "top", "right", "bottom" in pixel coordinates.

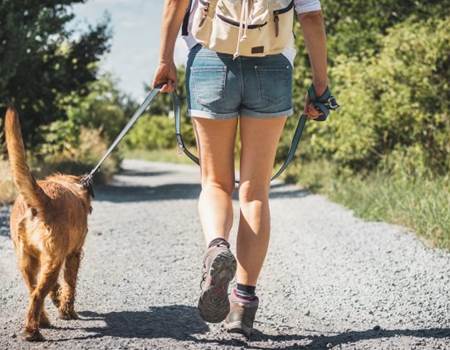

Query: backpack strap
[{"left": 182, "top": 0, "right": 193, "bottom": 36}]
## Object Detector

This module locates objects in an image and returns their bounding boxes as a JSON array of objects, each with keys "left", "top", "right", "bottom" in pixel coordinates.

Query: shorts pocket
[
  {"left": 191, "top": 66, "right": 227, "bottom": 106},
  {"left": 255, "top": 63, "right": 292, "bottom": 105}
]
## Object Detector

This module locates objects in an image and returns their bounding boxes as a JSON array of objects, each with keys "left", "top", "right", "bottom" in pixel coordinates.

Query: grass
[
  {"left": 284, "top": 160, "right": 450, "bottom": 250},
  {"left": 123, "top": 148, "right": 196, "bottom": 165},
  {"left": 0, "top": 128, "right": 121, "bottom": 205},
  {"left": 0, "top": 160, "right": 16, "bottom": 205}
]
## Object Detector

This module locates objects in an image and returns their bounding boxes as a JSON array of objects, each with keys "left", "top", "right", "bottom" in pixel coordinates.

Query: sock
[
  {"left": 208, "top": 237, "right": 229, "bottom": 249},
  {"left": 236, "top": 283, "right": 256, "bottom": 299}
]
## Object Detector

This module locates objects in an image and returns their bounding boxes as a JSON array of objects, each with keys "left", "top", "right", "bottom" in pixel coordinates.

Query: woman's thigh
[
  {"left": 192, "top": 117, "right": 238, "bottom": 192},
  {"left": 239, "top": 116, "right": 287, "bottom": 194}
]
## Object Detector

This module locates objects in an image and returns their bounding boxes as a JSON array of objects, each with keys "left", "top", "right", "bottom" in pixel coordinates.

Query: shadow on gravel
[
  {"left": 68, "top": 306, "right": 209, "bottom": 341},
  {"left": 0, "top": 206, "right": 10, "bottom": 238},
  {"left": 194, "top": 327, "right": 450, "bottom": 349},
  {"left": 269, "top": 188, "right": 310, "bottom": 199},
  {"left": 118, "top": 169, "right": 174, "bottom": 177},
  {"left": 95, "top": 183, "right": 201, "bottom": 202},
  {"left": 94, "top": 182, "right": 309, "bottom": 203}
]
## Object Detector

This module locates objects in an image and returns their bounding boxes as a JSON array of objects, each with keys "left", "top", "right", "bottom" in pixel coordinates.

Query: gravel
[{"left": 0, "top": 159, "right": 449, "bottom": 349}]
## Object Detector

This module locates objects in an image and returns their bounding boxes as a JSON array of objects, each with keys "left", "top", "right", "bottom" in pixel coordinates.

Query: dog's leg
[
  {"left": 19, "top": 254, "right": 51, "bottom": 329},
  {"left": 23, "top": 257, "right": 62, "bottom": 342},
  {"left": 50, "top": 282, "right": 62, "bottom": 308},
  {"left": 58, "top": 251, "right": 82, "bottom": 320},
  {"left": 19, "top": 253, "right": 39, "bottom": 293},
  {"left": 39, "top": 310, "right": 52, "bottom": 329}
]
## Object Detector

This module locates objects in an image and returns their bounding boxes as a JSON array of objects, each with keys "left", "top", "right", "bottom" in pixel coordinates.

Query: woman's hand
[
  {"left": 303, "top": 84, "right": 326, "bottom": 120},
  {"left": 152, "top": 60, "right": 177, "bottom": 93}
]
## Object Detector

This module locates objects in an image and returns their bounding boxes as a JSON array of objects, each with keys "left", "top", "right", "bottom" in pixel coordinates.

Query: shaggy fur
[{"left": 5, "top": 107, "right": 92, "bottom": 342}]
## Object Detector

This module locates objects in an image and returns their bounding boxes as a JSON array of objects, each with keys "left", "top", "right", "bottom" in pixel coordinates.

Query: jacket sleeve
[{"left": 294, "top": 0, "right": 321, "bottom": 14}]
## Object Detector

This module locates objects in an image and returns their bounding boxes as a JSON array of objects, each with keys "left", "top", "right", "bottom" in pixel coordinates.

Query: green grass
[
  {"left": 123, "top": 148, "right": 194, "bottom": 165},
  {"left": 0, "top": 160, "right": 16, "bottom": 205},
  {"left": 285, "top": 160, "right": 450, "bottom": 250}
]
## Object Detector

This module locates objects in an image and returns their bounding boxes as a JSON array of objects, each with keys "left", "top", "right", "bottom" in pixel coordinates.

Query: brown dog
[{"left": 4, "top": 107, "right": 92, "bottom": 341}]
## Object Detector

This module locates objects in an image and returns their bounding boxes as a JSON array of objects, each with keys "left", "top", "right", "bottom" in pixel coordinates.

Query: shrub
[
  {"left": 0, "top": 160, "right": 15, "bottom": 204},
  {"left": 301, "top": 17, "right": 450, "bottom": 176},
  {"left": 34, "top": 126, "right": 120, "bottom": 183}
]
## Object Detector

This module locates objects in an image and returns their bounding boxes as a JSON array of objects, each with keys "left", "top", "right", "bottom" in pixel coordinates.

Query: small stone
[
  {"left": 373, "top": 325, "right": 381, "bottom": 331},
  {"left": 326, "top": 343, "right": 333, "bottom": 348},
  {"left": 10, "top": 333, "right": 16, "bottom": 338},
  {"left": 305, "top": 310, "right": 311, "bottom": 316}
]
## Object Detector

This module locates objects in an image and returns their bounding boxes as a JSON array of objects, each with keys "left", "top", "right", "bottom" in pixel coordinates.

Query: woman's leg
[
  {"left": 192, "top": 117, "right": 238, "bottom": 245},
  {"left": 236, "top": 116, "right": 287, "bottom": 286}
]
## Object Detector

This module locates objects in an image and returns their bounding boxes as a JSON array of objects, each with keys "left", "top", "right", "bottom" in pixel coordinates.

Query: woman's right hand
[{"left": 152, "top": 60, "right": 177, "bottom": 93}]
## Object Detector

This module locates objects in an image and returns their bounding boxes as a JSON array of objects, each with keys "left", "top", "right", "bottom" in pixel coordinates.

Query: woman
[{"left": 153, "top": 0, "right": 329, "bottom": 337}]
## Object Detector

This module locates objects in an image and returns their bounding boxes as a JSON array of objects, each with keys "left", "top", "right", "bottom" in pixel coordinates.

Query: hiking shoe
[
  {"left": 198, "top": 240, "right": 237, "bottom": 323},
  {"left": 224, "top": 289, "right": 259, "bottom": 338}
]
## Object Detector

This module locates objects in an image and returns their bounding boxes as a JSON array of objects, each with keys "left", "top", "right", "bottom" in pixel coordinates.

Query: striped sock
[{"left": 235, "top": 283, "right": 256, "bottom": 300}]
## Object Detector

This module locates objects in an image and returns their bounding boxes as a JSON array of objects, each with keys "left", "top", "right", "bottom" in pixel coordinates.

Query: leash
[
  {"left": 175, "top": 102, "right": 308, "bottom": 182},
  {"left": 81, "top": 84, "right": 338, "bottom": 194},
  {"left": 80, "top": 87, "right": 162, "bottom": 195},
  {"left": 175, "top": 84, "right": 338, "bottom": 182}
]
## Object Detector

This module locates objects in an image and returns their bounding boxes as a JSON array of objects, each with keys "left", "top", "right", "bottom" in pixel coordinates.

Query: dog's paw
[
  {"left": 22, "top": 329, "right": 45, "bottom": 342},
  {"left": 59, "top": 309, "right": 79, "bottom": 320}
]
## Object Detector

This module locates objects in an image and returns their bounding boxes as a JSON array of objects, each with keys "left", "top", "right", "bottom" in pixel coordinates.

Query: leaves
[{"left": 0, "top": 0, "right": 111, "bottom": 146}]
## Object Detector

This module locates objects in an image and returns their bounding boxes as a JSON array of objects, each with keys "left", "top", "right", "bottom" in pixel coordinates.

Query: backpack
[{"left": 183, "top": 0, "right": 295, "bottom": 58}]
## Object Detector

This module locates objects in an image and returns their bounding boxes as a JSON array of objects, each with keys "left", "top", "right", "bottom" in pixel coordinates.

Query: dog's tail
[{"left": 4, "top": 107, "right": 48, "bottom": 212}]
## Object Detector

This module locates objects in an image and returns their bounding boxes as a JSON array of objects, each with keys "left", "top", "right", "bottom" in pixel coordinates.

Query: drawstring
[{"left": 234, "top": 0, "right": 250, "bottom": 59}]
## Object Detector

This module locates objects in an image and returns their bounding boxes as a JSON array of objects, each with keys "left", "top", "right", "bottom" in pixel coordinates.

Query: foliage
[
  {"left": 0, "top": 0, "right": 111, "bottom": 146},
  {"left": 0, "top": 160, "right": 16, "bottom": 204},
  {"left": 32, "top": 74, "right": 130, "bottom": 180},
  {"left": 34, "top": 127, "right": 120, "bottom": 184},
  {"left": 58, "top": 73, "right": 135, "bottom": 143},
  {"left": 124, "top": 115, "right": 177, "bottom": 150},
  {"left": 322, "top": 0, "right": 449, "bottom": 57},
  {"left": 303, "top": 17, "right": 450, "bottom": 176},
  {"left": 124, "top": 67, "right": 196, "bottom": 152}
]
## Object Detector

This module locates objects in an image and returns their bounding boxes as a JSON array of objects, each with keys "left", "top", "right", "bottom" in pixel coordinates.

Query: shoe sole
[
  {"left": 224, "top": 320, "right": 253, "bottom": 338},
  {"left": 198, "top": 250, "right": 237, "bottom": 323}
]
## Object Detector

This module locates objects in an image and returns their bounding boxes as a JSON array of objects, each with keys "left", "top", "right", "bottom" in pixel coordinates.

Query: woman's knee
[
  {"left": 238, "top": 180, "right": 269, "bottom": 205},
  {"left": 202, "top": 177, "right": 235, "bottom": 198}
]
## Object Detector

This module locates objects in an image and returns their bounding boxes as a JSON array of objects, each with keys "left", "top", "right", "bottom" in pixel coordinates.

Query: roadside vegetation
[
  {"left": 0, "top": 1, "right": 128, "bottom": 204},
  {"left": 1, "top": 1, "right": 448, "bottom": 248},
  {"left": 122, "top": 1, "right": 450, "bottom": 249}
]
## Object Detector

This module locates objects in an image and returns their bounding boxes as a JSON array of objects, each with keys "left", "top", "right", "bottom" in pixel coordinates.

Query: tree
[{"left": 0, "top": 0, "right": 111, "bottom": 146}]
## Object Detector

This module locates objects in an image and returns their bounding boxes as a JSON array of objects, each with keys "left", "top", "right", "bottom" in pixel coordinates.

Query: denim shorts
[{"left": 186, "top": 44, "right": 293, "bottom": 119}]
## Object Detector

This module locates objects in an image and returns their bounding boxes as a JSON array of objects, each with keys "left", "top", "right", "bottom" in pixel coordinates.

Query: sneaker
[
  {"left": 198, "top": 240, "right": 237, "bottom": 323},
  {"left": 224, "top": 289, "right": 259, "bottom": 338}
]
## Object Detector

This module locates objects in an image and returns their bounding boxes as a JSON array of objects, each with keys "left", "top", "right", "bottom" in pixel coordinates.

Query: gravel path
[{"left": 1, "top": 159, "right": 449, "bottom": 349}]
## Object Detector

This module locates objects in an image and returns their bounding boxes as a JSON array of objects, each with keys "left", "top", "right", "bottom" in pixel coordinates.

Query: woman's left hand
[{"left": 303, "top": 83, "right": 327, "bottom": 119}]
